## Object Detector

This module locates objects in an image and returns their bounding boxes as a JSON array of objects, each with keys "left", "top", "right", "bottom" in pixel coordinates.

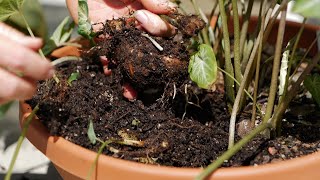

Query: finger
[
  {"left": 100, "top": 56, "right": 112, "bottom": 76},
  {"left": 0, "top": 36, "right": 54, "bottom": 80},
  {"left": 0, "top": 22, "right": 43, "bottom": 50},
  {"left": 0, "top": 68, "right": 36, "bottom": 101},
  {"left": 123, "top": 83, "right": 137, "bottom": 100},
  {"left": 139, "top": 0, "right": 177, "bottom": 14},
  {"left": 66, "top": 0, "right": 142, "bottom": 25},
  {"left": 134, "top": 10, "right": 176, "bottom": 37}
]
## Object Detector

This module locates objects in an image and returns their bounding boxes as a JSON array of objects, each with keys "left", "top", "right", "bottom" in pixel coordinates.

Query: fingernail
[
  {"left": 46, "top": 68, "right": 55, "bottom": 79},
  {"left": 134, "top": 10, "right": 149, "bottom": 25}
]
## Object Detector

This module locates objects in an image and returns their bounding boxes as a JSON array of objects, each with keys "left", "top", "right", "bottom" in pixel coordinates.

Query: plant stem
[
  {"left": 218, "top": 0, "right": 235, "bottom": 103},
  {"left": 262, "top": 0, "right": 288, "bottom": 45},
  {"left": 51, "top": 56, "right": 81, "bottom": 66},
  {"left": 282, "top": 18, "right": 306, "bottom": 100},
  {"left": 273, "top": 53, "right": 320, "bottom": 133},
  {"left": 196, "top": 122, "right": 271, "bottom": 180},
  {"left": 251, "top": 3, "right": 266, "bottom": 128},
  {"left": 239, "top": 0, "right": 254, "bottom": 61},
  {"left": 19, "top": 10, "right": 60, "bottom": 84},
  {"left": 5, "top": 105, "right": 39, "bottom": 180},
  {"left": 218, "top": 67, "right": 263, "bottom": 116},
  {"left": 262, "top": 5, "right": 287, "bottom": 124},
  {"left": 228, "top": 1, "right": 271, "bottom": 149},
  {"left": 86, "top": 140, "right": 112, "bottom": 180},
  {"left": 231, "top": 0, "right": 243, "bottom": 89},
  {"left": 190, "top": 0, "right": 210, "bottom": 45},
  {"left": 292, "top": 35, "right": 319, "bottom": 76}
]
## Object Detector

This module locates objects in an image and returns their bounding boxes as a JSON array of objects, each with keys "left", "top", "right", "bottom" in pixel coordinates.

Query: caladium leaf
[
  {"left": 0, "top": 0, "right": 24, "bottom": 21},
  {"left": 0, "top": 101, "right": 13, "bottom": 119},
  {"left": 78, "top": 0, "right": 95, "bottom": 40},
  {"left": 87, "top": 119, "right": 97, "bottom": 145},
  {"left": 292, "top": 0, "right": 320, "bottom": 18},
  {"left": 42, "top": 17, "right": 75, "bottom": 56},
  {"left": 188, "top": 44, "right": 218, "bottom": 89},
  {"left": 304, "top": 74, "right": 320, "bottom": 108}
]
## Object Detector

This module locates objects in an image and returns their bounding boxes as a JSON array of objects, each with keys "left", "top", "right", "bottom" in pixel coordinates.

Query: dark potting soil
[{"left": 27, "top": 15, "right": 320, "bottom": 168}]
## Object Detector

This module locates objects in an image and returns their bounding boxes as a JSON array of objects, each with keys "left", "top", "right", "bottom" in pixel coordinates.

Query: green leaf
[
  {"left": 5, "top": 0, "right": 47, "bottom": 38},
  {"left": 188, "top": 44, "right": 218, "bottom": 89},
  {"left": 42, "top": 17, "right": 75, "bottom": 56},
  {"left": 0, "top": 101, "right": 13, "bottom": 119},
  {"left": 304, "top": 74, "right": 320, "bottom": 107},
  {"left": 0, "top": 0, "right": 24, "bottom": 21},
  {"left": 292, "top": 0, "right": 320, "bottom": 18},
  {"left": 87, "top": 119, "right": 97, "bottom": 145},
  {"left": 67, "top": 72, "right": 80, "bottom": 86},
  {"left": 77, "top": 0, "right": 94, "bottom": 40}
]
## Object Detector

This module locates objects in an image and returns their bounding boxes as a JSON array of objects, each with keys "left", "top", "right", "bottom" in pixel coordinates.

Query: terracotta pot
[{"left": 20, "top": 19, "right": 320, "bottom": 180}]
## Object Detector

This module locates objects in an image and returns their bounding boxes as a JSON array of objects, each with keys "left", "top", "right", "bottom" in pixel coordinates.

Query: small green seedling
[{"left": 67, "top": 72, "right": 80, "bottom": 86}]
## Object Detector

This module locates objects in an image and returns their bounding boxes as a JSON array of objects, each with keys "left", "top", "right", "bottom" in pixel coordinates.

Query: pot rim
[{"left": 20, "top": 102, "right": 320, "bottom": 180}]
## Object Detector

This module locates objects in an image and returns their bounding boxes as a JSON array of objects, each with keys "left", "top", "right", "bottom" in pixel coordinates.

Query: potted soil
[{"left": 17, "top": 0, "right": 320, "bottom": 180}]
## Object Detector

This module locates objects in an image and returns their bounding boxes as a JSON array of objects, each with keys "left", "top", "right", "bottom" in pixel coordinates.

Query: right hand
[
  {"left": 0, "top": 22, "right": 54, "bottom": 105},
  {"left": 66, "top": 0, "right": 177, "bottom": 37}
]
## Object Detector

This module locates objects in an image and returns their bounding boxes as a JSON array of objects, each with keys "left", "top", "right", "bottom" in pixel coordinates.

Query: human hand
[
  {"left": 0, "top": 22, "right": 54, "bottom": 105},
  {"left": 66, "top": 0, "right": 178, "bottom": 101},
  {"left": 66, "top": 0, "right": 177, "bottom": 36}
]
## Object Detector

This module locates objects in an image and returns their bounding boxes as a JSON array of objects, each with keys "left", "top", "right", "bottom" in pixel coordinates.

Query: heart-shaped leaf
[
  {"left": 188, "top": 44, "right": 218, "bottom": 89},
  {"left": 0, "top": 0, "right": 24, "bottom": 21},
  {"left": 292, "top": 0, "right": 320, "bottom": 18},
  {"left": 304, "top": 73, "right": 320, "bottom": 107}
]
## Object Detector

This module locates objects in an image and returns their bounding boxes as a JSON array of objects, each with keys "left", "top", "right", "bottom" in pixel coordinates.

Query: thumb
[
  {"left": 0, "top": 22, "right": 42, "bottom": 50},
  {"left": 139, "top": 0, "right": 177, "bottom": 14},
  {"left": 134, "top": 10, "right": 176, "bottom": 37}
]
